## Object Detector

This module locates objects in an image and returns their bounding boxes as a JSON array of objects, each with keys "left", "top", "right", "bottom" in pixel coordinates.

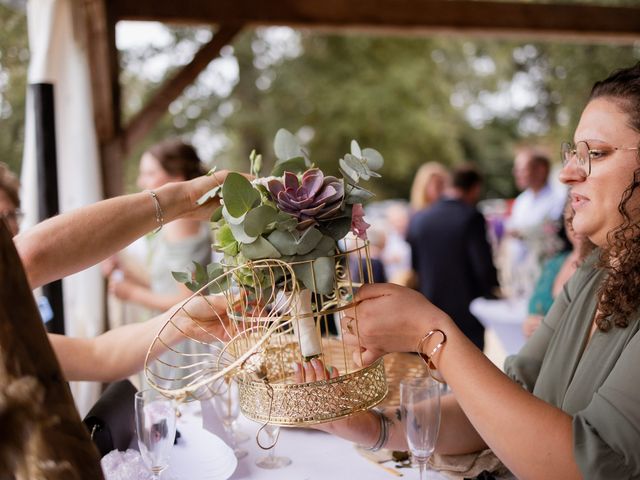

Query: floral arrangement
[{"left": 177, "top": 129, "right": 382, "bottom": 296}]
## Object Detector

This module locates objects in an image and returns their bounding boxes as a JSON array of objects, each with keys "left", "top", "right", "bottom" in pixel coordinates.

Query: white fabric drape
[{"left": 22, "top": 0, "right": 104, "bottom": 416}]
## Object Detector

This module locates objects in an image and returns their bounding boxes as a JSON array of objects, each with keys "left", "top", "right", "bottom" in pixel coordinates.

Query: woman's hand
[
  {"left": 293, "top": 358, "right": 340, "bottom": 383},
  {"left": 169, "top": 294, "right": 232, "bottom": 343},
  {"left": 342, "top": 283, "right": 452, "bottom": 365}
]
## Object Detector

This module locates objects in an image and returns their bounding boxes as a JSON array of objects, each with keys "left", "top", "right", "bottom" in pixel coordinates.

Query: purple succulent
[{"left": 267, "top": 168, "right": 344, "bottom": 230}]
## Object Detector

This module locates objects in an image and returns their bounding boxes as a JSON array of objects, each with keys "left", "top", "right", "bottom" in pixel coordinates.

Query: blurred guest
[
  {"left": 407, "top": 165, "right": 498, "bottom": 350},
  {"left": 380, "top": 201, "right": 412, "bottom": 285},
  {"left": 523, "top": 205, "right": 595, "bottom": 338},
  {"left": 409, "top": 161, "right": 450, "bottom": 213},
  {"left": 502, "top": 147, "right": 566, "bottom": 298},
  {"left": 106, "top": 139, "right": 211, "bottom": 313}
]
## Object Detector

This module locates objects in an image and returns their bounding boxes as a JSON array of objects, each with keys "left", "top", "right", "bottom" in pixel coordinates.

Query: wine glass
[
  {"left": 400, "top": 377, "right": 441, "bottom": 480},
  {"left": 255, "top": 424, "right": 292, "bottom": 469},
  {"left": 135, "top": 389, "right": 177, "bottom": 479},
  {"left": 213, "top": 379, "right": 248, "bottom": 459}
]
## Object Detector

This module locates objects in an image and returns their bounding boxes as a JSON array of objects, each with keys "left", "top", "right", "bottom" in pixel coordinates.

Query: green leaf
[
  {"left": 322, "top": 215, "right": 353, "bottom": 240},
  {"left": 267, "top": 230, "right": 298, "bottom": 256},
  {"left": 296, "top": 227, "right": 323, "bottom": 255},
  {"left": 228, "top": 221, "right": 259, "bottom": 245},
  {"left": 194, "top": 261, "right": 208, "bottom": 285},
  {"left": 206, "top": 262, "right": 228, "bottom": 294},
  {"left": 244, "top": 205, "right": 278, "bottom": 237},
  {"left": 274, "top": 128, "right": 302, "bottom": 161},
  {"left": 171, "top": 271, "right": 192, "bottom": 284},
  {"left": 275, "top": 212, "right": 299, "bottom": 231},
  {"left": 222, "top": 173, "right": 261, "bottom": 217},
  {"left": 293, "top": 256, "right": 335, "bottom": 295},
  {"left": 345, "top": 185, "right": 375, "bottom": 204},
  {"left": 215, "top": 224, "right": 239, "bottom": 256},
  {"left": 210, "top": 205, "right": 223, "bottom": 222},
  {"left": 271, "top": 156, "right": 307, "bottom": 176},
  {"left": 240, "top": 237, "right": 282, "bottom": 260}
]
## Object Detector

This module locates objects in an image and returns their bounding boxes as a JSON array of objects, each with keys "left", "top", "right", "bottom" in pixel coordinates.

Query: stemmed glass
[
  {"left": 255, "top": 424, "right": 292, "bottom": 469},
  {"left": 213, "top": 379, "right": 248, "bottom": 459},
  {"left": 400, "top": 377, "right": 441, "bottom": 480},
  {"left": 135, "top": 389, "right": 177, "bottom": 479}
]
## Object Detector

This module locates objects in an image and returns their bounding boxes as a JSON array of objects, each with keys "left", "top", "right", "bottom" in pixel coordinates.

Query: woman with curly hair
[{"left": 305, "top": 63, "right": 640, "bottom": 479}]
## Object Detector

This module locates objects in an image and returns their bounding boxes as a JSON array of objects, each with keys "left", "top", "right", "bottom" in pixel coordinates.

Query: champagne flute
[
  {"left": 400, "top": 377, "right": 441, "bottom": 480},
  {"left": 213, "top": 379, "right": 248, "bottom": 459},
  {"left": 135, "top": 389, "right": 177, "bottom": 479},
  {"left": 255, "top": 424, "right": 292, "bottom": 469}
]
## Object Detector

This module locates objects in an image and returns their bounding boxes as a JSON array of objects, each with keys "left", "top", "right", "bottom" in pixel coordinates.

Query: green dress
[{"left": 505, "top": 250, "right": 640, "bottom": 479}]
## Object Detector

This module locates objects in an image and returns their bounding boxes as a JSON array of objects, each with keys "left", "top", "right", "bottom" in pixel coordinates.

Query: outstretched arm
[
  {"left": 343, "top": 283, "right": 580, "bottom": 480},
  {"left": 50, "top": 294, "right": 228, "bottom": 382},
  {"left": 295, "top": 358, "right": 486, "bottom": 454},
  {"left": 14, "top": 173, "right": 228, "bottom": 289}
]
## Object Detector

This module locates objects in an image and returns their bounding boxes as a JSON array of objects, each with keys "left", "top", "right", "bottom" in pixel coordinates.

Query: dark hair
[
  {"left": 0, "top": 162, "right": 20, "bottom": 208},
  {"left": 452, "top": 164, "right": 482, "bottom": 193},
  {"left": 588, "top": 62, "right": 640, "bottom": 331},
  {"left": 146, "top": 139, "right": 206, "bottom": 180}
]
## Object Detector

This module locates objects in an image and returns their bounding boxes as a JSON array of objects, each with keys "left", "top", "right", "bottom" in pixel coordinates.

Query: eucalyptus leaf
[
  {"left": 345, "top": 185, "right": 375, "bottom": 204},
  {"left": 196, "top": 185, "right": 222, "bottom": 206},
  {"left": 222, "top": 206, "right": 246, "bottom": 225},
  {"left": 207, "top": 262, "right": 224, "bottom": 280},
  {"left": 228, "top": 221, "right": 258, "bottom": 244},
  {"left": 293, "top": 257, "right": 335, "bottom": 295},
  {"left": 240, "top": 236, "right": 282, "bottom": 260},
  {"left": 322, "top": 215, "right": 353, "bottom": 240},
  {"left": 222, "top": 173, "right": 261, "bottom": 217},
  {"left": 244, "top": 205, "right": 278, "bottom": 237},
  {"left": 271, "top": 156, "right": 307, "bottom": 176},
  {"left": 267, "top": 230, "right": 298, "bottom": 256},
  {"left": 215, "top": 224, "right": 239, "bottom": 256},
  {"left": 350, "top": 140, "right": 362, "bottom": 158},
  {"left": 274, "top": 128, "right": 303, "bottom": 161},
  {"left": 362, "top": 147, "right": 384, "bottom": 170},
  {"left": 339, "top": 159, "right": 360, "bottom": 183},
  {"left": 275, "top": 212, "right": 298, "bottom": 232},
  {"left": 296, "top": 227, "right": 323, "bottom": 255}
]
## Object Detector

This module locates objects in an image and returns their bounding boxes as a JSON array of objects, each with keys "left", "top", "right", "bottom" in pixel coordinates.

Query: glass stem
[{"left": 418, "top": 461, "right": 427, "bottom": 480}]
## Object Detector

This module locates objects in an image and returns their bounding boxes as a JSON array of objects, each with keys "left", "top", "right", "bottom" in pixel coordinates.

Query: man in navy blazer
[{"left": 407, "top": 164, "right": 498, "bottom": 350}]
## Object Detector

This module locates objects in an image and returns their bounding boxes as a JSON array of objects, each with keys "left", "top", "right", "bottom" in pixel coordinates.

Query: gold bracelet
[
  {"left": 416, "top": 329, "right": 447, "bottom": 383},
  {"left": 146, "top": 190, "right": 164, "bottom": 234}
]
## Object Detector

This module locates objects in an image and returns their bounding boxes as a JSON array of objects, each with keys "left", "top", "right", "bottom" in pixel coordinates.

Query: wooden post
[{"left": 0, "top": 222, "right": 103, "bottom": 479}]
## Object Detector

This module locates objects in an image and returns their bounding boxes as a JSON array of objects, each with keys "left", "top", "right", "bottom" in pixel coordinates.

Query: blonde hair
[{"left": 409, "top": 162, "right": 449, "bottom": 211}]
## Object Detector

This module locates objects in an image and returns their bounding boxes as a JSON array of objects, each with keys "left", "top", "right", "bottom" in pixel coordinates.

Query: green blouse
[{"left": 505, "top": 251, "right": 640, "bottom": 479}]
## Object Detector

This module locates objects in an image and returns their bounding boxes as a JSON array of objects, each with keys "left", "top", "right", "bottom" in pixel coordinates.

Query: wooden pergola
[{"left": 82, "top": 0, "right": 640, "bottom": 198}]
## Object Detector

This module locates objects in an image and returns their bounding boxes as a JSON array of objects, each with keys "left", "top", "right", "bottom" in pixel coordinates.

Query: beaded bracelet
[
  {"left": 365, "top": 407, "right": 390, "bottom": 452},
  {"left": 416, "top": 329, "right": 447, "bottom": 383},
  {"left": 146, "top": 190, "right": 164, "bottom": 234}
]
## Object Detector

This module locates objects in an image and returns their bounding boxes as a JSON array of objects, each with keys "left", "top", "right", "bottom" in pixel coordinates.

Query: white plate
[{"left": 168, "top": 421, "right": 237, "bottom": 480}]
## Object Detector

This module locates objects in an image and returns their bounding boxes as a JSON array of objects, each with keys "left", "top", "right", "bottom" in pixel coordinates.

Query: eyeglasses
[
  {"left": 561, "top": 141, "right": 640, "bottom": 177},
  {"left": 0, "top": 208, "right": 24, "bottom": 223}
]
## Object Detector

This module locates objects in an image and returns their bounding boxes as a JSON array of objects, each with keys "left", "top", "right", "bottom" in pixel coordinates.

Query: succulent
[{"left": 267, "top": 169, "right": 344, "bottom": 231}]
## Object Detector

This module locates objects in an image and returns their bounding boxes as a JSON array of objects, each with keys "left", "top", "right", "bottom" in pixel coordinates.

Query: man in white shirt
[{"left": 502, "top": 148, "right": 566, "bottom": 298}]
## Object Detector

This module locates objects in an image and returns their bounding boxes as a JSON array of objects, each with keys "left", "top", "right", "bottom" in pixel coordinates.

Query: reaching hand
[
  {"left": 341, "top": 283, "right": 451, "bottom": 366},
  {"left": 293, "top": 358, "right": 340, "bottom": 383}
]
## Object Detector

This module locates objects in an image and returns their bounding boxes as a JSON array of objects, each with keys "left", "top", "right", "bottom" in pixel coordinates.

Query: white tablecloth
[
  {"left": 470, "top": 297, "right": 528, "bottom": 355},
  {"left": 171, "top": 402, "right": 447, "bottom": 480}
]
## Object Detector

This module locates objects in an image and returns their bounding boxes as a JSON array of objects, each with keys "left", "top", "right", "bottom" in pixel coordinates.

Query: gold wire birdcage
[{"left": 144, "top": 237, "right": 387, "bottom": 426}]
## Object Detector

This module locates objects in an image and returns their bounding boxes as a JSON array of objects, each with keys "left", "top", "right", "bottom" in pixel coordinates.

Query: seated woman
[
  {"left": 305, "top": 63, "right": 640, "bottom": 479},
  {"left": 522, "top": 205, "right": 595, "bottom": 337}
]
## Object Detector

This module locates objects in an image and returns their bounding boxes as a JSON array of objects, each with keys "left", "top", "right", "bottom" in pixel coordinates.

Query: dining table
[{"left": 166, "top": 400, "right": 449, "bottom": 480}]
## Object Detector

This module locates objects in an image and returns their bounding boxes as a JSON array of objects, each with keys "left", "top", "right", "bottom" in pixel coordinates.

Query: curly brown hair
[{"left": 589, "top": 62, "right": 640, "bottom": 331}]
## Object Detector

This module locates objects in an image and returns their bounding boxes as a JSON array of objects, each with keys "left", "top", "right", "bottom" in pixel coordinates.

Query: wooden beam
[
  {"left": 84, "top": 0, "right": 124, "bottom": 198},
  {"left": 109, "top": 0, "right": 640, "bottom": 43},
  {"left": 121, "top": 25, "right": 242, "bottom": 154}
]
